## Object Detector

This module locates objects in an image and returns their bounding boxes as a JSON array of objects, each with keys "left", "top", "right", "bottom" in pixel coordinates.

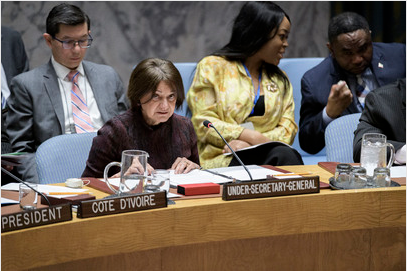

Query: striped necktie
[
  {"left": 356, "top": 74, "right": 370, "bottom": 109},
  {"left": 68, "top": 70, "right": 94, "bottom": 133}
]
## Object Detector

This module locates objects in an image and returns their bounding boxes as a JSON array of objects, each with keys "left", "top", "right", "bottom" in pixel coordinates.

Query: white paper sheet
[
  {"left": 1, "top": 183, "right": 89, "bottom": 196},
  {"left": 1, "top": 197, "right": 19, "bottom": 205},
  {"left": 391, "top": 166, "right": 406, "bottom": 178},
  {"left": 170, "top": 165, "right": 288, "bottom": 185}
]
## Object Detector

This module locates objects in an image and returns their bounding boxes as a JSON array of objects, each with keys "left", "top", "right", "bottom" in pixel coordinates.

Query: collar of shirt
[
  {"left": 51, "top": 56, "right": 85, "bottom": 81},
  {"left": 343, "top": 66, "right": 378, "bottom": 92}
]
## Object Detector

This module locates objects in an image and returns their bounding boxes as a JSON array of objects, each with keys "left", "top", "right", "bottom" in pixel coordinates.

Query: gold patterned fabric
[{"left": 186, "top": 56, "right": 297, "bottom": 169}]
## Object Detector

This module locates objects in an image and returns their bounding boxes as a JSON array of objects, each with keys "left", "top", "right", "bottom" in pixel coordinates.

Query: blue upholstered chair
[
  {"left": 173, "top": 62, "right": 196, "bottom": 118},
  {"left": 325, "top": 113, "right": 362, "bottom": 163},
  {"left": 35, "top": 132, "right": 97, "bottom": 184},
  {"left": 278, "top": 58, "right": 325, "bottom": 164}
]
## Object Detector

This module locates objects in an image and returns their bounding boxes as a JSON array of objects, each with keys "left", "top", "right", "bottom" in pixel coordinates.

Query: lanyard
[{"left": 242, "top": 62, "right": 261, "bottom": 115}]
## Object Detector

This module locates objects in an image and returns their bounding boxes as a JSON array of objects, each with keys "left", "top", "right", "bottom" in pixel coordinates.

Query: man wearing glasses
[{"left": 6, "top": 3, "right": 129, "bottom": 183}]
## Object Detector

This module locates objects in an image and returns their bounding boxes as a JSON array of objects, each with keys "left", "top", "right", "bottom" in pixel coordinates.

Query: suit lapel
[
  {"left": 83, "top": 61, "right": 107, "bottom": 121},
  {"left": 43, "top": 61, "right": 65, "bottom": 132},
  {"left": 370, "top": 45, "right": 387, "bottom": 86}
]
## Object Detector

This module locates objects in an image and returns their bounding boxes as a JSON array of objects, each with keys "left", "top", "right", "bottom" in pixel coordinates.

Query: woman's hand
[
  {"left": 238, "top": 129, "right": 270, "bottom": 146},
  {"left": 171, "top": 157, "right": 200, "bottom": 174},
  {"left": 223, "top": 139, "right": 251, "bottom": 153}
]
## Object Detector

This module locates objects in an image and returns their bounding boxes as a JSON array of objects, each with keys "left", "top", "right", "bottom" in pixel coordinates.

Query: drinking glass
[
  {"left": 145, "top": 170, "right": 170, "bottom": 192},
  {"left": 335, "top": 163, "right": 352, "bottom": 189},
  {"left": 19, "top": 183, "right": 38, "bottom": 210},
  {"left": 372, "top": 167, "right": 391, "bottom": 187},
  {"left": 350, "top": 167, "right": 367, "bottom": 189},
  {"left": 360, "top": 133, "right": 395, "bottom": 177},
  {"left": 146, "top": 170, "right": 175, "bottom": 205}
]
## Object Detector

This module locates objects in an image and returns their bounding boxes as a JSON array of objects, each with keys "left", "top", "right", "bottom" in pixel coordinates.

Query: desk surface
[{"left": 2, "top": 165, "right": 406, "bottom": 271}]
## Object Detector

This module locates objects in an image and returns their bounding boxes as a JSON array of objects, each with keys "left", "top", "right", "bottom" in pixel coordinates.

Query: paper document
[
  {"left": 1, "top": 183, "right": 89, "bottom": 198},
  {"left": 391, "top": 166, "right": 406, "bottom": 178},
  {"left": 171, "top": 165, "right": 287, "bottom": 185},
  {"left": 1, "top": 197, "right": 19, "bottom": 205},
  {"left": 1, "top": 152, "right": 28, "bottom": 166}
]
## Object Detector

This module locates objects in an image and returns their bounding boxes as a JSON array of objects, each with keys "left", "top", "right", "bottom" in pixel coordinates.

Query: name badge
[
  {"left": 222, "top": 176, "right": 320, "bottom": 201},
  {"left": 1, "top": 204, "right": 72, "bottom": 232},
  {"left": 77, "top": 191, "right": 167, "bottom": 218}
]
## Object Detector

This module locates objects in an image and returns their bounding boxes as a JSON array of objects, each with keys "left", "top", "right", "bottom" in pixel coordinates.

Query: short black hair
[
  {"left": 328, "top": 12, "right": 370, "bottom": 43},
  {"left": 46, "top": 3, "right": 90, "bottom": 37}
]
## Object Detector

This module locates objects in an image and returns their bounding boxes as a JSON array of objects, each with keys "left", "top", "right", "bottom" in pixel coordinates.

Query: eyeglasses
[{"left": 52, "top": 35, "right": 93, "bottom": 49}]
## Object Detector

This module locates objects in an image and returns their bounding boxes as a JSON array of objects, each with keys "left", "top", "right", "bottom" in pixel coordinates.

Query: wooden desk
[{"left": 2, "top": 165, "right": 405, "bottom": 271}]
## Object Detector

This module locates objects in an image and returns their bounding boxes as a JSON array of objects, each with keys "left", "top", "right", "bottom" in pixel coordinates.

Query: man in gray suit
[{"left": 6, "top": 3, "right": 129, "bottom": 183}]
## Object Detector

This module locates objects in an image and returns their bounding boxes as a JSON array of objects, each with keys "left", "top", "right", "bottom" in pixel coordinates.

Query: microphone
[
  {"left": 203, "top": 120, "right": 253, "bottom": 181},
  {"left": 1, "top": 167, "right": 52, "bottom": 206}
]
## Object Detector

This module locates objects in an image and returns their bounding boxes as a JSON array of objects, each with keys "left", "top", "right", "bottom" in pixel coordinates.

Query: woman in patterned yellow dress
[{"left": 187, "top": 1, "right": 303, "bottom": 169}]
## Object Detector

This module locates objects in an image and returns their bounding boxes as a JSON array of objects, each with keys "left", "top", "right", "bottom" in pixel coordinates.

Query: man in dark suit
[
  {"left": 299, "top": 12, "right": 406, "bottom": 155},
  {"left": 1, "top": 26, "right": 30, "bottom": 184},
  {"left": 6, "top": 3, "right": 129, "bottom": 183},
  {"left": 353, "top": 78, "right": 406, "bottom": 165},
  {"left": 1, "top": 26, "right": 30, "bottom": 91},
  {"left": 2, "top": 26, "right": 30, "bottom": 110}
]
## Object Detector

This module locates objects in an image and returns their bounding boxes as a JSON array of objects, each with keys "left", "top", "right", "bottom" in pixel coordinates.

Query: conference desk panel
[{"left": 2, "top": 165, "right": 405, "bottom": 271}]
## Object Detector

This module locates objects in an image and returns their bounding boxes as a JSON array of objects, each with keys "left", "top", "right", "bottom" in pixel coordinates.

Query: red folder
[{"left": 177, "top": 183, "right": 220, "bottom": 196}]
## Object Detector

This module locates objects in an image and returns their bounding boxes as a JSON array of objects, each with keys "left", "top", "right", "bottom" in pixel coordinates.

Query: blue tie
[{"left": 356, "top": 74, "right": 370, "bottom": 109}]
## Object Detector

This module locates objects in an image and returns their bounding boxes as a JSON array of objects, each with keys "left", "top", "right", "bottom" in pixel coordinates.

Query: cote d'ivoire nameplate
[
  {"left": 1, "top": 203, "right": 72, "bottom": 232},
  {"left": 222, "top": 176, "right": 320, "bottom": 201},
  {"left": 77, "top": 191, "right": 167, "bottom": 218}
]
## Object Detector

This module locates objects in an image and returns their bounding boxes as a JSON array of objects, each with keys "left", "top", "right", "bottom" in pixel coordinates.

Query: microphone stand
[
  {"left": 204, "top": 122, "right": 253, "bottom": 182},
  {"left": 1, "top": 167, "right": 52, "bottom": 206}
]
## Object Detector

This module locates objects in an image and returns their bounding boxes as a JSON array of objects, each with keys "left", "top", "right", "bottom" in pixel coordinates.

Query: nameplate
[
  {"left": 222, "top": 176, "right": 320, "bottom": 201},
  {"left": 1, "top": 204, "right": 72, "bottom": 233},
  {"left": 76, "top": 191, "right": 167, "bottom": 218}
]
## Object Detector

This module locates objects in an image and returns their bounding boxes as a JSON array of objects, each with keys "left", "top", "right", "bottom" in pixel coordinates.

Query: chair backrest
[
  {"left": 325, "top": 113, "right": 362, "bottom": 163},
  {"left": 173, "top": 62, "right": 197, "bottom": 118},
  {"left": 35, "top": 132, "right": 97, "bottom": 184},
  {"left": 278, "top": 57, "right": 325, "bottom": 161}
]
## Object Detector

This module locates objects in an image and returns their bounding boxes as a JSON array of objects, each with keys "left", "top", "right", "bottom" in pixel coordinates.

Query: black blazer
[
  {"left": 1, "top": 26, "right": 29, "bottom": 87},
  {"left": 353, "top": 78, "right": 406, "bottom": 163}
]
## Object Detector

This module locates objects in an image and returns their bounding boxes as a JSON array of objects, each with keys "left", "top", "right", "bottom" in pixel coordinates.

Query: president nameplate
[
  {"left": 222, "top": 176, "right": 320, "bottom": 201},
  {"left": 1, "top": 203, "right": 72, "bottom": 233},
  {"left": 77, "top": 191, "right": 167, "bottom": 218}
]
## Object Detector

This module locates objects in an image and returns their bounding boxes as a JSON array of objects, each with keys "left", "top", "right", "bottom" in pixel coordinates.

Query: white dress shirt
[{"left": 395, "top": 145, "right": 406, "bottom": 165}]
